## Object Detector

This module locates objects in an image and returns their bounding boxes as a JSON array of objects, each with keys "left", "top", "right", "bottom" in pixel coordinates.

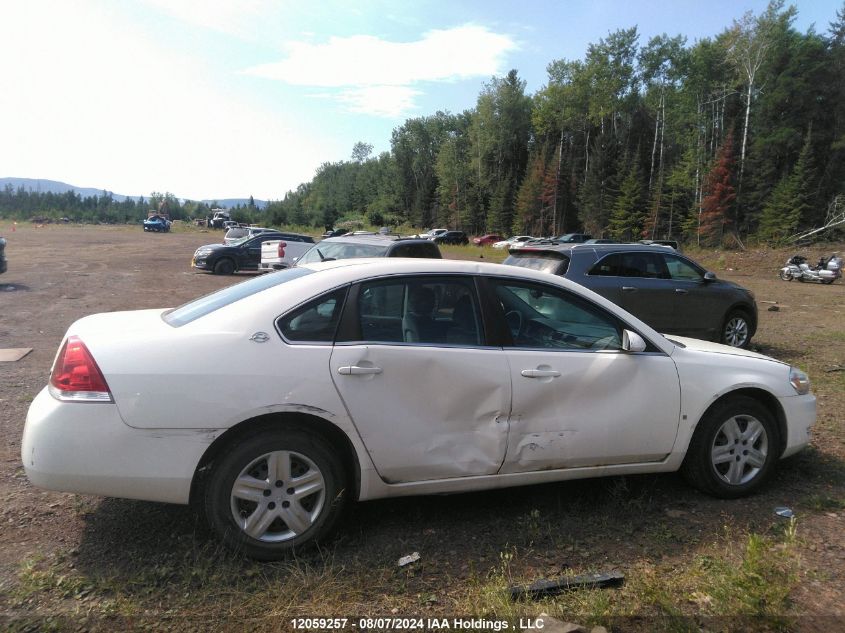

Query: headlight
[{"left": 789, "top": 367, "right": 810, "bottom": 395}]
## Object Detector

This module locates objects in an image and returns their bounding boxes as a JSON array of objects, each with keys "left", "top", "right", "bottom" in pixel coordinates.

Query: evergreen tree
[
  {"left": 608, "top": 160, "right": 646, "bottom": 240},
  {"left": 757, "top": 129, "right": 815, "bottom": 242}
]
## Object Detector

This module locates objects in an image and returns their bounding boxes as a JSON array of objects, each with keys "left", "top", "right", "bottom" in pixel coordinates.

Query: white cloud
[
  {"left": 338, "top": 86, "right": 421, "bottom": 118},
  {"left": 0, "top": 0, "right": 335, "bottom": 199},
  {"left": 244, "top": 25, "right": 516, "bottom": 116},
  {"left": 140, "top": 0, "right": 271, "bottom": 38}
]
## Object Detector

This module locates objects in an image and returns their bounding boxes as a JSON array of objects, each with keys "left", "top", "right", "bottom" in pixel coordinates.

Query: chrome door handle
[
  {"left": 521, "top": 369, "right": 561, "bottom": 378},
  {"left": 621, "top": 286, "right": 637, "bottom": 292},
  {"left": 337, "top": 365, "right": 383, "bottom": 376},
  {"left": 675, "top": 288, "right": 688, "bottom": 294}
]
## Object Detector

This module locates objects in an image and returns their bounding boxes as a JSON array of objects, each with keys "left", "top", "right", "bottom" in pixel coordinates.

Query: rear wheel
[
  {"left": 204, "top": 429, "right": 347, "bottom": 559},
  {"left": 721, "top": 310, "right": 751, "bottom": 348},
  {"left": 213, "top": 258, "right": 235, "bottom": 275},
  {"left": 681, "top": 396, "right": 778, "bottom": 498}
]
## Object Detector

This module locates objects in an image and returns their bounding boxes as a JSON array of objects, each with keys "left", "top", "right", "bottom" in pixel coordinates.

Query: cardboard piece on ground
[{"left": 0, "top": 348, "right": 33, "bottom": 362}]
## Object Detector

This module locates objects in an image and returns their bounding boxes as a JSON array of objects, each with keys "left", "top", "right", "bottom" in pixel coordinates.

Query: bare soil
[{"left": 0, "top": 223, "right": 843, "bottom": 631}]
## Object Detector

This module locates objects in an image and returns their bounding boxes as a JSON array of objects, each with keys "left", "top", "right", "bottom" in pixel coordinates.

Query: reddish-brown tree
[{"left": 699, "top": 132, "right": 736, "bottom": 246}]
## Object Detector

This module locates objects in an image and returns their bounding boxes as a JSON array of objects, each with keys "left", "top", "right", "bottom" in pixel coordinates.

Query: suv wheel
[{"left": 721, "top": 310, "right": 751, "bottom": 348}]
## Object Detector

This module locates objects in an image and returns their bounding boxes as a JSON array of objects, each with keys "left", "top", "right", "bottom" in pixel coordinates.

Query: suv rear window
[
  {"left": 389, "top": 242, "right": 442, "bottom": 258},
  {"left": 163, "top": 268, "right": 313, "bottom": 326},
  {"left": 502, "top": 252, "right": 570, "bottom": 275}
]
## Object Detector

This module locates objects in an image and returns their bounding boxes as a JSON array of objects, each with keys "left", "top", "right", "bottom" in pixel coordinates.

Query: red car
[{"left": 472, "top": 234, "right": 504, "bottom": 246}]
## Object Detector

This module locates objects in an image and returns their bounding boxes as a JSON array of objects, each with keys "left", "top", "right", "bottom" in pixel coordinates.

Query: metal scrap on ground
[
  {"left": 0, "top": 348, "right": 33, "bottom": 362},
  {"left": 508, "top": 571, "right": 625, "bottom": 600}
]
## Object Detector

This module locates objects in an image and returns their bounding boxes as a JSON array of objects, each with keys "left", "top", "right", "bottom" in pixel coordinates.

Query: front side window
[
  {"left": 277, "top": 288, "right": 347, "bottom": 343},
  {"left": 493, "top": 280, "right": 622, "bottom": 351},
  {"left": 663, "top": 254, "right": 704, "bottom": 281},
  {"left": 353, "top": 277, "right": 481, "bottom": 345}
]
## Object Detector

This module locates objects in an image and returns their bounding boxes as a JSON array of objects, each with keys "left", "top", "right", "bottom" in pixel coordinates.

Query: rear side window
[
  {"left": 589, "top": 252, "right": 668, "bottom": 279},
  {"left": 163, "top": 268, "right": 313, "bottom": 326},
  {"left": 277, "top": 288, "right": 347, "bottom": 343},
  {"left": 504, "top": 253, "right": 569, "bottom": 275},
  {"left": 352, "top": 277, "right": 482, "bottom": 346}
]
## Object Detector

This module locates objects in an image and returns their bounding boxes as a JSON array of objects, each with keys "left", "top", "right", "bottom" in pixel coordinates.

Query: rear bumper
[
  {"left": 779, "top": 393, "right": 816, "bottom": 458},
  {"left": 22, "top": 387, "right": 220, "bottom": 504}
]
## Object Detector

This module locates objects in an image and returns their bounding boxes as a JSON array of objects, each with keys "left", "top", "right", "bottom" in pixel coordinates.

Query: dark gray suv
[{"left": 503, "top": 243, "right": 757, "bottom": 348}]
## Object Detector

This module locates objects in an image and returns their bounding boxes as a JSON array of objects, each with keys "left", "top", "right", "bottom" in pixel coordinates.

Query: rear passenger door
[{"left": 330, "top": 275, "right": 511, "bottom": 483}]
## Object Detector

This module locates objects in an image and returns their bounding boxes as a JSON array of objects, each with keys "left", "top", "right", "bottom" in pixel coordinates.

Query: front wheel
[
  {"left": 721, "top": 310, "right": 751, "bottom": 348},
  {"left": 779, "top": 270, "right": 792, "bottom": 281},
  {"left": 204, "top": 429, "right": 348, "bottom": 559},
  {"left": 681, "top": 396, "right": 779, "bottom": 498},
  {"left": 213, "top": 258, "right": 235, "bottom": 275}
]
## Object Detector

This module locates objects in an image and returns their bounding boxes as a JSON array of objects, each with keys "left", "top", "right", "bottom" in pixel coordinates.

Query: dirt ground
[{"left": 0, "top": 223, "right": 843, "bottom": 631}]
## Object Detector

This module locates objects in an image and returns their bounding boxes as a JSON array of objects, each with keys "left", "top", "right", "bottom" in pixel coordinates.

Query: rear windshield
[
  {"left": 163, "top": 268, "right": 313, "bottom": 326},
  {"left": 298, "top": 242, "right": 389, "bottom": 264},
  {"left": 503, "top": 252, "right": 570, "bottom": 275}
]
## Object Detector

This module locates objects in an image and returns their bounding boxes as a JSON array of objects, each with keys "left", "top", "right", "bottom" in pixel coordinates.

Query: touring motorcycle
[{"left": 779, "top": 254, "right": 842, "bottom": 284}]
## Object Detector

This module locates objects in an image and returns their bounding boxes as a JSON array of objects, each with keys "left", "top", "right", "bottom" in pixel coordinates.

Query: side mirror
[
  {"left": 622, "top": 329, "right": 647, "bottom": 353},
  {"left": 703, "top": 271, "right": 717, "bottom": 282}
]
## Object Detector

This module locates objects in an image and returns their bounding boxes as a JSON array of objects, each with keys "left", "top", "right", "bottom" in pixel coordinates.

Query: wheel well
[
  {"left": 189, "top": 413, "right": 361, "bottom": 508},
  {"left": 697, "top": 388, "right": 787, "bottom": 457}
]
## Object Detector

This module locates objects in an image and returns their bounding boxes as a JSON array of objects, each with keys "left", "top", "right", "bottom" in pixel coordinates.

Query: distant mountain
[
  {"left": 0, "top": 177, "right": 134, "bottom": 202},
  {"left": 0, "top": 178, "right": 268, "bottom": 209}
]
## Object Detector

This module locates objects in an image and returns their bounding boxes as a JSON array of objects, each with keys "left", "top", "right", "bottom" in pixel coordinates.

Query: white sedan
[
  {"left": 23, "top": 259, "right": 815, "bottom": 559},
  {"left": 493, "top": 235, "right": 535, "bottom": 249}
]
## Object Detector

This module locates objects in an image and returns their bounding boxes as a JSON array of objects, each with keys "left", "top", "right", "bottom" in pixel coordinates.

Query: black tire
[
  {"left": 823, "top": 278, "right": 835, "bottom": 285},
  {"left": 213, "top": 258, "right": 235, "bottom": 275},
  {"left": 681, "top": 396, "right": 779, "bottom": 499},
  {"left": 721, "top": 309, "right": 752, "bottom": 348},
  {"left": 779, "top": 270, "right": 792, "bottom": 281},
  {"left": 204, "top": 428, "right": 348, "bottom": 560}
]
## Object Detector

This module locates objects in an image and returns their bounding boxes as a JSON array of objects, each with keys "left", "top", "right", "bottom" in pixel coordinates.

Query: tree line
[
  {"left": 3, "top": 2, "right": 844, "bottom": 246},
  {"left": 268, "top": 1, "right": 845, "bottom": 245}
]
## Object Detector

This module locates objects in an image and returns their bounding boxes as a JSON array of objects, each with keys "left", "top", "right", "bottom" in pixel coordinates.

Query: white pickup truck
[{"left": 259, "top": 233, "right": 316, "bottom": 271}]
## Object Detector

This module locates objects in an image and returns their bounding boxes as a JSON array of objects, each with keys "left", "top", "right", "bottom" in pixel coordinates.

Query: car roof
[
  {"left": 320, "top": 234, "right": 431, "bottom": 245},
  {"left": 513, "top": 242, "right": 680, "bottom": 255}
]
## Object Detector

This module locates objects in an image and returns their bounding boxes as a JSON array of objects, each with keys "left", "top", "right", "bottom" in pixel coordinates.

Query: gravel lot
[{"left": 1, "top": 223, "right": 843, "bottom": 631}]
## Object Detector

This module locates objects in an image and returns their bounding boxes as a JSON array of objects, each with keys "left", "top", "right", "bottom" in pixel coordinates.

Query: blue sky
[{"left": 0, "top": 0, "right": 840, "bottom": 201}]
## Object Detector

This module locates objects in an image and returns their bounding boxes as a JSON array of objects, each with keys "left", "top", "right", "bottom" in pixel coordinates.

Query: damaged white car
[{"left": 22, "top": 258, "right": 815, "bottom": 559}]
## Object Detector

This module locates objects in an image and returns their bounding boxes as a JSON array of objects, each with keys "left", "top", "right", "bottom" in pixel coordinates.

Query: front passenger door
[{"left": 492, "top": 278, "right": 681, "bottom": 473}]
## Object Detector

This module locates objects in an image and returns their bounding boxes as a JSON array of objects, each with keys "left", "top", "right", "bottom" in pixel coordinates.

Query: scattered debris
[
  {"left": 509, "top": 571, "right": 624, "bottom": 600},
  {"left": 760, "top": 300, "right": 778, "bottom": 304},
  {"left": 824, "top": 364, "right": 845, "bottom": 373},
  {"left": 775, "top": 507, "right": 795, "bottom": 519},
  {"left": 397, "top": 552, "right": 420, "bottom": 567},
  {"left": 768, "top": 305, "right": 780, "bottom": 312},
  {"left": 0, "top": 348, "right": 33, "bottom": 362}
]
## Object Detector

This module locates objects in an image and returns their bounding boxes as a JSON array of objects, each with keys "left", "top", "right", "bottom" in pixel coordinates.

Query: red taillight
[
  {"left": 277, "top": 241, "right": 287, "bottom": 258},
  {"left": 49, "top": 336, "right": 112, "bottom": 402}
]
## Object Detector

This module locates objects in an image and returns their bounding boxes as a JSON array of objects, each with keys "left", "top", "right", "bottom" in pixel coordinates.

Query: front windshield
[{"left": 299, "top": 241, "right": 389, "bottom": 264}]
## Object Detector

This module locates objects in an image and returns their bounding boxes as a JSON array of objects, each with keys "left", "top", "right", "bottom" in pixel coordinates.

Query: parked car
[
  {"left": 493, "top": 236, "right": 535, "bottom": 249},
  {"left": 143, "top": 215, "right": 171, "bottom": 232},
  {"left": 22, "top": 258, "right": 815, "bottom": 559},
  {"left": 258, "top": 233, "right": 317, "bottom": 271},
  {"left": 420, "top": 228, "right": 448, "bottom": 239},
  {"left": 0, "top": 236, "right": 6, "bottom": 274},
  {"left": 224, "top": 226, "right": 277, "bottom": 245},
  {"left": 554, "top": 233, "right": 592, "bottom": 243},
  {"left": 192, "top": 232, "right": 286, "bottom": 274},
  {"left": 432, "top": 230, "right": 469, "bottom": 246},
  {"left": 584, "top": 238, "right": 618, "bottom": 244},
  {"left": 473, "top": 234, "right": 505, "bottom": 247},
  {"left": 503, "top": 243, "right": 758, "bottom": 348},
  {"left": 297, "top": 234, "right": 441, "bottom": 265},
  {"left": 639, "top": 239, "right": 680, "bottom": 250},
  {"left": 322, "top": 228, "right": 348, "bottom": 239},
  {"left": 209, "top": 209, "right": 231, "bottom": 229}
]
